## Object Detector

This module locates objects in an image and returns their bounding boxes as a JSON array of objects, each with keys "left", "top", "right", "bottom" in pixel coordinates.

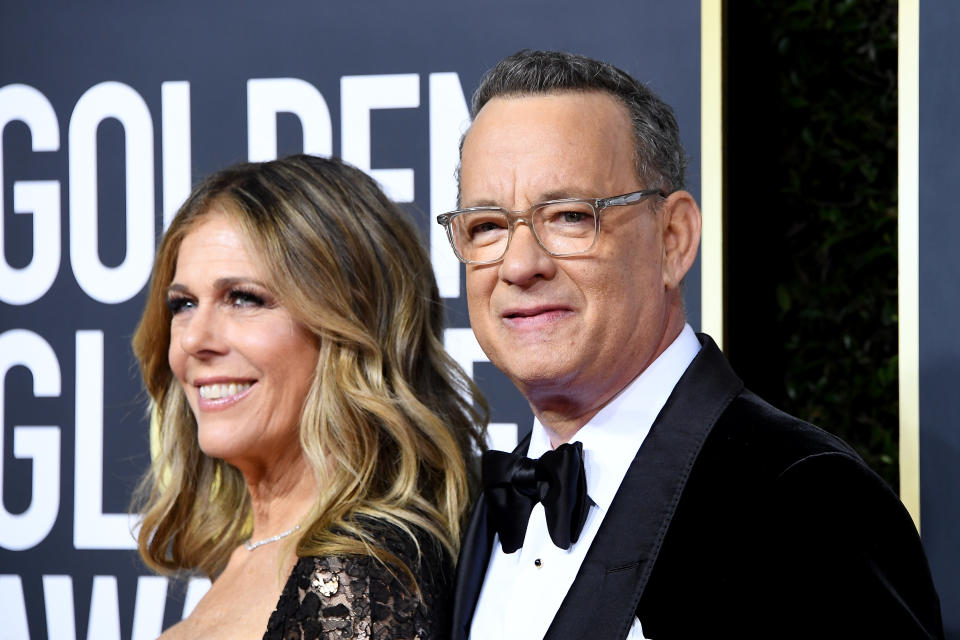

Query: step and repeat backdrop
[{"left": 0, "top": 1, "right": 702, "bottom": 637}]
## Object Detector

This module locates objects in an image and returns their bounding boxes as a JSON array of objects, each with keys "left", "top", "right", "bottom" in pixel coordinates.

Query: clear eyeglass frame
[{"left": 435, "top": 188, "right": 667, "bottom": 265}]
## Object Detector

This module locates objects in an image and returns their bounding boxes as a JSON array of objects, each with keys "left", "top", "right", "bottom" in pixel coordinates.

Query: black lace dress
[{"left": 262, "top": 522, "right": 452, "bottom": 640}]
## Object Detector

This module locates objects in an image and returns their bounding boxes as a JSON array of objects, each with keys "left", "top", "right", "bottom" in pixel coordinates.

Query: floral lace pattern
[{"left": 263, "top": 524, "right": 451, "bottom": 640}]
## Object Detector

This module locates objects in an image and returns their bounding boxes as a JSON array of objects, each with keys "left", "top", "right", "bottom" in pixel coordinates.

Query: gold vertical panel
[
  {"left": 701, "top": 0, "right": 724, "bottom": 347},
  {"left": 898, "top": 0, "right": 921, "bottom": 530}
]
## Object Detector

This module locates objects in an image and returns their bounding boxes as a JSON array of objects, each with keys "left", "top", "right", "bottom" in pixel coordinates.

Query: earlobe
[{"left": 660, "top": 190, "right": 702, "bottom": 288}]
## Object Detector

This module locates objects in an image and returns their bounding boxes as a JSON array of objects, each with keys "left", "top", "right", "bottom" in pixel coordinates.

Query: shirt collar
[{"left": 528, "top": 324, "right": 701, "bottom": 512}]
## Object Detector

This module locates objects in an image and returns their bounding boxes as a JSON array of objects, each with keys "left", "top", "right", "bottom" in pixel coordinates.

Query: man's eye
[
  {"left": 166, "top": 296, "right": 195, "bottom": 315},
  {"left": 471, "top": 220, "right": 506, "bottom": 236},
  {"left": 559, "top": 211, "right": 589, "bottom": 223},
  {"left": 553, "top": 208, "right": 596, "bottom": 224}
]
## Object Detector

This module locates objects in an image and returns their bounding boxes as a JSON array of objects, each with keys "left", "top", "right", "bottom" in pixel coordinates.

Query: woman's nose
[{"left": 177, "top": 304, "right": 228, "bottom": 358}]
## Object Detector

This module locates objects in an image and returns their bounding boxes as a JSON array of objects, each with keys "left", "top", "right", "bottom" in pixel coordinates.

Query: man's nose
[{"left": 498, "top": 222, "right": 557, "bottom": 285}]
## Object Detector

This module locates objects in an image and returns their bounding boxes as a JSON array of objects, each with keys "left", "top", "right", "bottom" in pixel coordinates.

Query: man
[{"left": 438, "top": 50, "right": 943, "bottom": 639}]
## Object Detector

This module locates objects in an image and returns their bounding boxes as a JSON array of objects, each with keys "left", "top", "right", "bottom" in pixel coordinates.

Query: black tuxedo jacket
[{"left": 452, "top": 335, "right": 943, "bottom": 639}]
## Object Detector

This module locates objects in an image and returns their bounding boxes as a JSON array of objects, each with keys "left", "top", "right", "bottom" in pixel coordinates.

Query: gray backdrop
[{"left": 0, "top": 2, "right": 701, "bottom": 637}]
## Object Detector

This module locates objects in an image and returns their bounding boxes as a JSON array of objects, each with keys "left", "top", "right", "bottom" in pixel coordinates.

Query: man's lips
[{"left": 501, "top": 306, "right": 573, "bottom": 329}]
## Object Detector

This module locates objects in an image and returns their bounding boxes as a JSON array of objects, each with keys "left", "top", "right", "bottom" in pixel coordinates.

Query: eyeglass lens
[{"left": 449, "top": 201, "right": 597, "bottom": 262}]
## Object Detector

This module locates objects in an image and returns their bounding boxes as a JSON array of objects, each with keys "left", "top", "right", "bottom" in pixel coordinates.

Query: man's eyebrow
[
  {"left": 538, "top": 189, "right": 585, "bottom": 202},
  {"left": 462, "top": 200, "right": 503, "bottom": 209},
  {"left": 463, "top": 190, "right": 592, "bottom": 210}
]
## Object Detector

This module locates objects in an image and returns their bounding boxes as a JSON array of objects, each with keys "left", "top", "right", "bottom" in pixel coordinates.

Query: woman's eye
[
  {"left": 166, "top": 296, "right": 195, "bottom": 315},
  {"left": 228, "top": 289, "right": 266, "bottom": 308}
]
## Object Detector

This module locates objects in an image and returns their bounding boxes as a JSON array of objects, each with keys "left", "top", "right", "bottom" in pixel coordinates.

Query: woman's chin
[{"left": 196, "top": 430, "right": 245, "bottom": 463}]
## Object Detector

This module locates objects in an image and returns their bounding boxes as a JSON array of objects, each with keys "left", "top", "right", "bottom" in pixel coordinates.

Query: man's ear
[{"left": 660, "top": 190, "right": 702, "bottom": 289}]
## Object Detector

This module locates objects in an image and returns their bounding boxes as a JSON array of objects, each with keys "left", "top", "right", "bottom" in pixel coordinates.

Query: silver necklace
[{"left": 244, "top": 524, "right": 300, "bottom": 551}]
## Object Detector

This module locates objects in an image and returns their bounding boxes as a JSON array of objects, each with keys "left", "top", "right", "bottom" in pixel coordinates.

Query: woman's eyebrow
[
  {"left": 166, "top": 277, "right": 268, "bottom": 294},
  {"left": 212, "top": 276, "right": 268, "bottom": 290}
]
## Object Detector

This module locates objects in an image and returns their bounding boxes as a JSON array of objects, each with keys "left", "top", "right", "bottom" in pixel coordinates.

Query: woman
[{"left": 132, "top": 154, "right": 487, "bottom": 639}]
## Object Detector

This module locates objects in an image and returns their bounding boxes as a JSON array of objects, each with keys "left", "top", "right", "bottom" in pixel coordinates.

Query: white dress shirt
[{"left": 469, "top": 325, "right": 701, "bottom": 640}]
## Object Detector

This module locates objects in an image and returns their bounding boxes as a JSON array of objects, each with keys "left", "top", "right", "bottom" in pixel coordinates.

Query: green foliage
[{"left": 754, "top": 0, "right": 900, "bottom": 487}]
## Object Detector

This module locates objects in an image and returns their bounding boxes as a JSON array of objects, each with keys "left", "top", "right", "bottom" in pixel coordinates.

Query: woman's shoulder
[
  {"left": 363, "top": 517, "right": 450, "bottom": 570},
  {"left": 263, "top": 520, "right": 452, "bottom": 640}
]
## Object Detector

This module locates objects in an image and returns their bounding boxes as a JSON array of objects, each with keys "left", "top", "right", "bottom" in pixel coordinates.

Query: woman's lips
[{"left": 194, "top": 380, "right": 256, "bottom": 410}]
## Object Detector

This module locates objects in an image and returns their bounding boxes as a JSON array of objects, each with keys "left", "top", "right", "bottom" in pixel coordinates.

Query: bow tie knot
[
  {"left": 505, "top": 457, "right": 543, "bottom": 498},
  {"left": 483, "top": 441, "right": 590, "bottom": 554}
]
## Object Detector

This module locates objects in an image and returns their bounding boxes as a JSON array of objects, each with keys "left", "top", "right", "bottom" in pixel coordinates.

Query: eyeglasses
[{"left": 435, "top": 189, "right": 666, "bottom": 265}]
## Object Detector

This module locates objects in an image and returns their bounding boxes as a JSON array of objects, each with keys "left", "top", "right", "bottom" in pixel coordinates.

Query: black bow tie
[{"left": 482, "top": 441, "right": 590, "bottom": 554}]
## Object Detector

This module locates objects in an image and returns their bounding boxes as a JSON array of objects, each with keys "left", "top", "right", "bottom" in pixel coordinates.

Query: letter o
[{"left": 68, "top": 81, "right": 154, "bottom": 304}]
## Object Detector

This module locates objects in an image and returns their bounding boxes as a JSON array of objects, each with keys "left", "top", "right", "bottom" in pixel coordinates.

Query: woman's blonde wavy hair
[{"left": 132, "top": 154, "right": 488, "bottom": 581}]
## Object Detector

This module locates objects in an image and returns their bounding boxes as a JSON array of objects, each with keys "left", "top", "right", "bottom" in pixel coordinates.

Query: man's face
[{"left": 461, "top": 92, "right": 685, "bottom": 417}]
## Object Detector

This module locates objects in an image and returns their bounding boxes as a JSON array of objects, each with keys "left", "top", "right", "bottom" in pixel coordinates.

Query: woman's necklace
[{"left": 244, "top": 524, "right": 301, "bottom": 551}]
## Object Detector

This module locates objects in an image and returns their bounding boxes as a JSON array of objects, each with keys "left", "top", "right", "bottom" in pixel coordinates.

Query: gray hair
[{"left": 464, "top": 49, "right": 687, "bottom": 193}]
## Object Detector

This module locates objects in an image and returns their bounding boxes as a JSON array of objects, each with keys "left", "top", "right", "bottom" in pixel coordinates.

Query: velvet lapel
[
  {"left": 451, "top": 433, "right": 533, "bottom": 640},
  {"left": 544, "top": 335, "right": 743, "bottom": 640}
]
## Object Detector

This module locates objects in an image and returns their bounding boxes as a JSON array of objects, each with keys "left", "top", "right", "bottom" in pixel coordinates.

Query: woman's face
[{"left": 167, "top": 208, "right": 319, "bottom": 470}]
